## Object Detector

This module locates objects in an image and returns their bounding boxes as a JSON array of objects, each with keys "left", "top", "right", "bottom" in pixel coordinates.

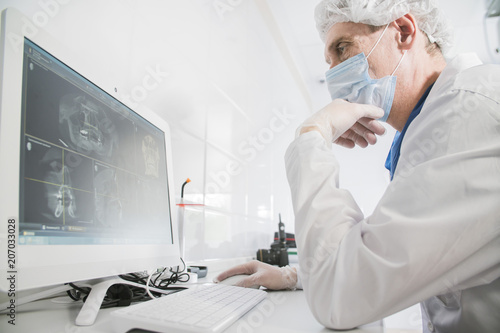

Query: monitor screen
[
  {"left": 0, "top": 8, "right": 180, "bottom": 291},
  {"left": 19, "top": 38, "right": 173, "bottom": 246}
]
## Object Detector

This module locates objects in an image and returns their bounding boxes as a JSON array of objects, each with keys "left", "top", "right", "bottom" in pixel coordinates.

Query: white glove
[
  {"left": 213, "top": 260, "right": 297, "bottom": 290},
  {"left": 297, "top": 99, "right": 386, "bottom": 148}
]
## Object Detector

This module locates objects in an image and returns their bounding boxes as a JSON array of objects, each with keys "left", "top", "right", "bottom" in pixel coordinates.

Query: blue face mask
[{"left": 325, "top": 24, "right": 406, "bottom": 122}]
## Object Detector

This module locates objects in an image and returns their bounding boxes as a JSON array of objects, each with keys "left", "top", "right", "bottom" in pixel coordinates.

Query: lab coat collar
[{"left": 426, "top": 53, "right": 483, "bottom": 102}]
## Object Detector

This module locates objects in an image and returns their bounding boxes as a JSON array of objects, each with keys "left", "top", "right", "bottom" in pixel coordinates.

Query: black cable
[
  {"left": 149, "top": 258, "right": 190, "bottom": 290},
  {"left": 67, "top": 260, "right": 190, "bottom": 309},
  {"left": 66, "top": 289, "right": 82, "bottom": 301},
  {"left": 66, "top": 283, "right": 91, "bottom": 301},
  {"left": 120, "top": 272, "right": 149, "bottom": 285},
  {"left": 100, "top": 286, "right": 151, "bottom": 308},
  {"left": 153, "top": 267, "right": 168, "bottom": 287}
]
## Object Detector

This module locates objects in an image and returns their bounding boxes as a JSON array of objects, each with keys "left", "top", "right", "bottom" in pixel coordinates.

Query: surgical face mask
[{"left": 325, "top": 24, "right": 406, "bottom": 122}]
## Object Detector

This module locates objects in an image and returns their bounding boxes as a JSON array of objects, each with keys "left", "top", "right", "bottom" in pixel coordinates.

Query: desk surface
[
  {"left": 0, "top": 261, "right": 420, "bottom": 333},
  {"left": 0, "top": 289, "right": 384, "bottom": 333}
]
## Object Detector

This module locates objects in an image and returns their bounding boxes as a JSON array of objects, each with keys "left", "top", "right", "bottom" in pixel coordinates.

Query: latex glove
[
  {"left": 213, "top": 260, "right": 297, "bottom": 290},
  {"left": 297, "top": 99, "right": 386, "bottom": 148}
]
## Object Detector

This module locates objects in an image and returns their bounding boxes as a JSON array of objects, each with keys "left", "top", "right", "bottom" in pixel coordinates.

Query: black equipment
[{"left": 256, "top": 214, "right": 289, "bottom": 267}]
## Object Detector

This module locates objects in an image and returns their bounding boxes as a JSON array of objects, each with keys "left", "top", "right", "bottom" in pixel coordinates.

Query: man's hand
[
  {"left": 298, "top": 99, "right": 386, "bottom": 148},
  {"left": 214, "top": 260, "right": 297, "bottom": 290}
]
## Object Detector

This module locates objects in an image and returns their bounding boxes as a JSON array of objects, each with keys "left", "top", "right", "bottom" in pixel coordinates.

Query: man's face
[{"left": 324, "top": 22, "right": 399, "bottom": 80}]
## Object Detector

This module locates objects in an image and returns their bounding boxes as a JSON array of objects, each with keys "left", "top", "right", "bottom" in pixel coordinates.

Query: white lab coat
[{"left": 285, "top": 53, "right": 500, "bottom": 332}]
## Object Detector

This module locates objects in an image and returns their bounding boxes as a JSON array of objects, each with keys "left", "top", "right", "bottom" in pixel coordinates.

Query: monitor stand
[
  {"left": 0, "top": 276, "right": 168, "bottom": 326},
  {"left": 75, "top": 276, "right": 150, "bottom": 326},
  {"left": 76, "top": 274, "right": 194, "bottom": 325}
]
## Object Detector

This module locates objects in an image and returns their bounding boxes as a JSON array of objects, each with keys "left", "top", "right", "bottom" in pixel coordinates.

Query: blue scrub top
[{"left": 385, "top": 84, "right": 434, "bottom": 180}]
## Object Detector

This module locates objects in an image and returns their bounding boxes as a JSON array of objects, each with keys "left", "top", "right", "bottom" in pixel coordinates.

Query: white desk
[
  {"left": 0, "top": 260, "right": 420, "bottom": 333},
  {"left": 0, "top": 290, "right": 385, "bottom": 333}
]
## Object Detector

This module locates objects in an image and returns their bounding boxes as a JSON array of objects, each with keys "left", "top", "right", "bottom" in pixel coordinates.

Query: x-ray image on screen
[
  {"left": 134, "top": 128, "right": 169, "bottom": 228},
  {"left": 93, "top": 162, "right": 139, "bottom": 228},
  {"left": 59, "top": 93, "right": 118, "bottom": 159},
  {"left": 142, "top": 135, "right": 160, "bottom": 178},
  {"left": 23, "top": 139, "right": 95, "bottom": 227},
  {"left": 19, "top": 39, "right": 173, "bottom": 245}
]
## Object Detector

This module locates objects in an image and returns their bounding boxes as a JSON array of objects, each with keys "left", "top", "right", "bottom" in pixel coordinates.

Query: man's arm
[{"left": 285, "top": 92, "right": 500, "bottom": 329}]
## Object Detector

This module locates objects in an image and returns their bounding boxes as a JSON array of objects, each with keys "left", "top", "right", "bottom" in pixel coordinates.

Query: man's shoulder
[
  {"left": 418, "top": 54, "right": 500, "bottom": 124},
  {"left": 402, "top": 54, "right": 499, "bottom": 160},
  {"left": 453, "top": 63, "right": 500, "bottom": 103},
  {"left": 434, "top": 53, "right": 500, "bottom": 104}
]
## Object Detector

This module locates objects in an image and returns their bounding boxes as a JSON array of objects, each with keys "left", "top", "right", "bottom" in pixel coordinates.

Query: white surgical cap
[{"left": 315, "top": 0, "right": 454, "bottom": 56}]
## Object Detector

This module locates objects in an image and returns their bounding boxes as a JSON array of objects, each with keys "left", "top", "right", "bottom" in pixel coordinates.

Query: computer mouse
[{"left": 217, "top": 275, "right": 260, "bottom": 289}]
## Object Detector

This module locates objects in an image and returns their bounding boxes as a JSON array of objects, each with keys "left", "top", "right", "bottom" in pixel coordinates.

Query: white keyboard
[{"left": 110, "top": 283, "right": 267, "bottom": 333}]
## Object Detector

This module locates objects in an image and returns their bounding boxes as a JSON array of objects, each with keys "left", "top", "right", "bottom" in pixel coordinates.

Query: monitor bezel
[{"left": 0, "top": 8, "right": 181, "bottom": 292}]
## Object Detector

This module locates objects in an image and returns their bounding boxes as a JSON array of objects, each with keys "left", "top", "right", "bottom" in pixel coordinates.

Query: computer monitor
[{"left": 0, "top": 7, "right": 180, "bottom": 295}]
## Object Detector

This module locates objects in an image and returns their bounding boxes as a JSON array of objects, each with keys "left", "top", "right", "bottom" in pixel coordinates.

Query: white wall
[
  {"left": 440, "top": 0, "right": 500, "bottom": 64},
  {"left": 0, "top": 0, "right": 310, "bottom": 262}
]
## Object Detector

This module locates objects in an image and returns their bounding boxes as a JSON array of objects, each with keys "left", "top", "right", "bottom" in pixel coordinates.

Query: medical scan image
[
  {"left": 19, "top": 46, "right": 172, "bottom": 244},
  {"left": 142, "top": 135, "right": 160, "bottom": 178},
  {"left": 27, "top": 146, "right": 77, "bottom": 222},
  {"left": 43, "top": 153, "right": 76, "bottom": 221},
  {"left": 23, "top": 142, "right": 95, "bottom": 226},
  {"left": 59, "top": 93, "right": 118, "bottom": 159},
  {"left": 93, "top": 162, "right": 139, "bottom": 228},
  {"left": 93, "top": 165, "right": 123, "bottom": 227}
]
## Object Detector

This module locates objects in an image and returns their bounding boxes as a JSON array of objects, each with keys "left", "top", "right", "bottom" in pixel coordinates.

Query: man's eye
[{"left": 337, "top": 43, "right": 348, "bottom": 56}]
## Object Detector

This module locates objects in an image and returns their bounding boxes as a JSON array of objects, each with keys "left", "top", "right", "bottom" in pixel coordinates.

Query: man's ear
[{"left": 393, "top": 13, "right": 417, "bottom": 50}]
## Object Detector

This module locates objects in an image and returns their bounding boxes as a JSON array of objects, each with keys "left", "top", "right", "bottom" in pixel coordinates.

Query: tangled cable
[{"left": 66, "top": 259, "right": 190, "bottom": 308}]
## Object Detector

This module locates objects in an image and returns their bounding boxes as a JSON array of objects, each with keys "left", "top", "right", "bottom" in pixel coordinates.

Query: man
[{"left": 215, "top": 1, "right": 500, "bottom": 332}]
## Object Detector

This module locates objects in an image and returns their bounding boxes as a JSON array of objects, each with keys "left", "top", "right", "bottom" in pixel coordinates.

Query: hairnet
[{"left": 314, "top": 0, "right": 454, "bottom": 56}]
